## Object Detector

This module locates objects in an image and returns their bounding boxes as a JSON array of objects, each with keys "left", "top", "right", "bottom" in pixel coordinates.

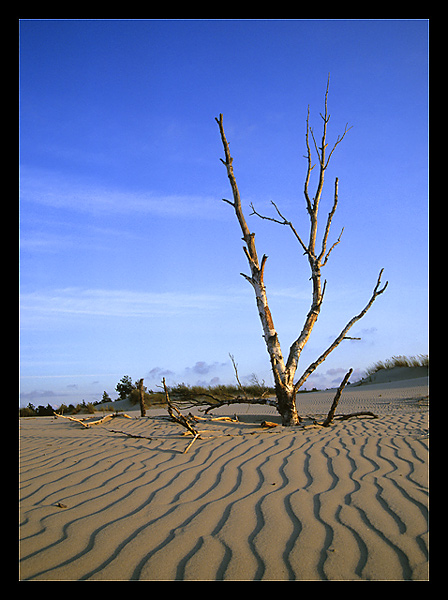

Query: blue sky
[{"left": 20, "top": 19, "right": 428, "bottom": 406}]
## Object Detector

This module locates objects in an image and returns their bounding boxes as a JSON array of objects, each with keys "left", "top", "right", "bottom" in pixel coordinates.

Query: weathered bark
[
  {"left": 216, "top": 77, "right": 387, "bottom": 425},
  {"left": 274, "top": 383, "right": 301, "bottom": 426},
  {"left": 216, "top": 113, "right": 298, "bottom": 426},
  {"left": 138, "top": 378, "right": 146, "bottom": 417}
]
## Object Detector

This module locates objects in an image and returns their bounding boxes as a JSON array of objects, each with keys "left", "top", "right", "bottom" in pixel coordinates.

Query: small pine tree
[
  {"left": 115, "top": 375, "right": 135, "bottom": 400},
  {"left": 101, "top": 390, "right": 112, "bottom": 403}
]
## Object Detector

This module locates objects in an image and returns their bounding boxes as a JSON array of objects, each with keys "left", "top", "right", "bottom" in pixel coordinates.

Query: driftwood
[
  {"left": 203, "top": 396, "right": 276, "bottom": 414},
  {"left": 53, "top": 411, "right": 132, "bottom": 428},
  {"left": 333, "top": 411, "right": 378, "bottom": 422},
  {"left": 260, "top": 421, "right": 279, "bottom": 428},
  {"left": 303, "top": 369, "right": 378, "bottom": 428},
  {"left": 109, "top": 429, "right": 153, "bottom": 440},
  {"left": 163, "top": 377, "right": 201, "bottom": 453},
  {"left": 189, "top": 414, "right": 239, "bottom": 423}
]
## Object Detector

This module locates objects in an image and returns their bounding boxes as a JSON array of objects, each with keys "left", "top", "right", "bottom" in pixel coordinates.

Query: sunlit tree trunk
[{"left": 215, "top": 78, "right": 388, "bottom": 425}]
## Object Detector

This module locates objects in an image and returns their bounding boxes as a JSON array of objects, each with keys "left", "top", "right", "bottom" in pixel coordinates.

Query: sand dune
[{"left": 19, "top": 376, "right": 428, "bottom": 580}]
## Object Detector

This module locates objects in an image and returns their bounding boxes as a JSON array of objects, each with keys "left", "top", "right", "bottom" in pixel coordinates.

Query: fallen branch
[
  {"left": 189, "top": 414, "right": 239, "bottom": 423},
  {"left": 203, "top": 396, "right": 276, "bottom": 414},
  {"left": 302, "top": 369, "right": 378, "bottom": 428},
  {"left": 163, "top": 378, "right": 201, "bottom": 452},
  {"left": 53, "top": 411, "right": 132, "bottom": 428},
  {"left": 183, "top": 433, "right": 200, "bottom": 454},
  {"left": 109, "top": 429, "right": 153, "bottom": 440},
  {"left": 333, "top": 411, "right": 378, "bottom": 421},
  {"left": 53, "top": 412, "right": 91, "bottom": 428},
  {"left": 260, "top": 421, "right": 279, "bottom": 428}
]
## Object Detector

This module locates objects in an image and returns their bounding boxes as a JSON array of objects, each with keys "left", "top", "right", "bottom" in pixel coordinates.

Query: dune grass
[{"left": 365, "top": 354, "right": 428, "bottom": 377}]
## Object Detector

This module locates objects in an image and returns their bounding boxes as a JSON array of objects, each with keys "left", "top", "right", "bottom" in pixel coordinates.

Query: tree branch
[
  {"left": 318, "top": 177, "right": 343, "bottom": 267},
  {"left": 250, "top": 201, "right": 310, "bottom": 256},
  {"left": 216, "top": 114, "right": 287, "bottom": 386},
  {"left": 163, "top": 378, "right": 201, "bottom": 453},
  {"left": 325, "top": 123, "right": 353, "bottom": 169},
  {"left": 303, "top": 106, "right": 314, "bottom": 215},
  {"left": 294, "top": 269, "right": 388, "bottom": 392},
  {"left": 215, "top": 114, "right": 259, "bottom": 268},
  {"left": 229, "top": 353, "right": 249, "bottom": 400},
  {"left": 322, "top": 368, "right": 353, "bottom": 426}
]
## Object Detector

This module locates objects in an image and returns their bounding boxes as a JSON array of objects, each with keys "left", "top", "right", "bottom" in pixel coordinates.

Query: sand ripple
[{"left": 19, "top": 384, "right": 428, "bottom": 580}]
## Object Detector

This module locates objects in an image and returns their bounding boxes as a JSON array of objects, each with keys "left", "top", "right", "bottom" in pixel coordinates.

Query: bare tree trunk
[
  {"left": 138, "top": 378, "right": 146, "bottom": 417},
  {"left": 215, "top": 77, "right": 388, "bottom": 425},
  {"left": 274, "top": 383, "right": 300, "bottom": 426},
  {"left": 216, "top": 114, "right": 298, "bottom": 426}
]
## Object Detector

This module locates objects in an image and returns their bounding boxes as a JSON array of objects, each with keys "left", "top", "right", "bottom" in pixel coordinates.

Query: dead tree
[
  {"left": 216, "top": 78, "right": 388, "bottom": 426},
  {"left": 138, "top": 378, "right": 146, "bottom": 417}
]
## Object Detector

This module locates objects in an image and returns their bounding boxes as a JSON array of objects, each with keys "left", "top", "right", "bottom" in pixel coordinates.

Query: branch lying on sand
[
  {"left": 109, "top": 429, "right": 153, "bottom": 440},
  {"left": 53, "top": 411, "right": 132, "bottom": 428},
  {"left": 189, "top": 414, "right": 239, "bottom": 423},
  {"left": 163, "top": 377, "right": 201, "bottom": 453},
  {"left": 333, "top": 411, "right": 378, "bottom": 421},
  {"left": 203, "top": 396, "right": 277, "bottom": 414}
]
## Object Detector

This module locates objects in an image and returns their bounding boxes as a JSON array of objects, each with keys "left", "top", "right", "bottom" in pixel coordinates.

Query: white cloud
[
  {"left": 20, "top": 287, "right": 234, "bottom": 320},
  {"left": 20, "top": 167, "right": 224, "bottom": 220}
]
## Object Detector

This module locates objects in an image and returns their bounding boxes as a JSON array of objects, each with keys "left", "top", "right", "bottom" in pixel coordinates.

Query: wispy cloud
[
  {"left": 20, "top": 287, "right": 233, "bottom": 320},
  {"left": 20, "top": 167, "right": 224, "bottom": 220}
]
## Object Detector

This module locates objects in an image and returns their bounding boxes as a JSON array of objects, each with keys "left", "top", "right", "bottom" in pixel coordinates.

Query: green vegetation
[
  {"left": 364, "top": 354, "right": 429, "bottom": 377},
  {"left": 115, "top": 375, "right": 135, "bottom": 400},
  {"left": 20, "top": 358, "right": 428, "bottom": 417},
  {"left": 19, "top": 400, "right": 96, "bottom": 417}
]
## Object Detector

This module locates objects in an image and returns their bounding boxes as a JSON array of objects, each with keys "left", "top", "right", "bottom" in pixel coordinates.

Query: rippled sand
[{"left": 19, "top": 376, "right": 428, "bottom": 580}]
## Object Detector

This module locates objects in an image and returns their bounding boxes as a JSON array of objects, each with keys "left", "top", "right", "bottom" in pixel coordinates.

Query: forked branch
[{"left": 216, "top": 79, "right": 387, "bottom": 426}]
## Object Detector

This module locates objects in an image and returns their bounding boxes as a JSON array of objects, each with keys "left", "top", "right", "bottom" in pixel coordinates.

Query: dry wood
[
  {"left": 109, "top": 429, "right": 153, "bottom": 440},
  {"left": 202, "top": 396, "right": 276, "bottom": 414},
  {"left": 53, "top": 412, "right": 92, "bottom": 427},
  {"left": 260, "top": 421, "right": 279, "bottom": 428},
  {"left": 163, "top": 378, "right": 202, "bottom": 453},
  {"left": 216, "top": 113, "right": 294, "bottom": 424},
  {"left": 53, "top": 411, "right": 132, "bottom": 428},
  {"left": 189, "top": 414, "right": 239, "bottom": 423},
  {"left": 229, "top": 353, "right": 249, "bottom": 400},
  {"left": 216, "top": 77, "right": 387, "bottom": 426},
  {"left": 138, "top": 378, "right": 146, "bottom": 417},
  {"left": 183, "top": 433, "right": 200, "bottom": 454},
  {"left": 302, "top": 369, "right": 378, "bottom": 428},
  {"left": 321, "top": 368, "right": 353, "bottom": 427},
  {"left": 334, "top": 411, "right": 378, "bottom": 422}
]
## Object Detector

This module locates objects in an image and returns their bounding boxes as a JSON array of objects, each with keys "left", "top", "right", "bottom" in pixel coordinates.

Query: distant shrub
[
  {"left": 20, "top": 400, "right": 96, "bottom": 417},
  {"left": 19, "top": 403, "right": 37, "bottom": 417},
  {"left": 164, "top": 379, "right": 276, "bottom": 410},
  {"left": 19, "top": 403, "right": 55, "bottom": 417},
  {"left": 365, "top": 354, "right": 429, "bottom": 377},
  {"left": 129, "top": 388, "right": 153, "bottom": 406}
]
